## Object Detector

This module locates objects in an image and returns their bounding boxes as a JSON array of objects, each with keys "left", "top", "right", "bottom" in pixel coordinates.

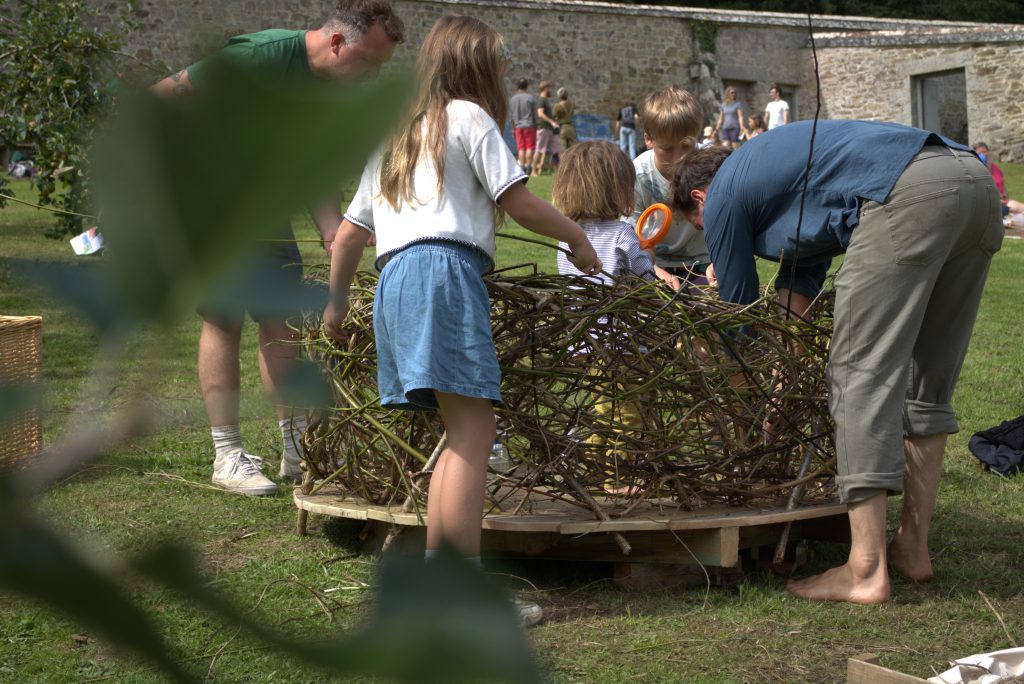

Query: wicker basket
[{"left": 1, "top": 315, "right": 43, "bottom": 467}]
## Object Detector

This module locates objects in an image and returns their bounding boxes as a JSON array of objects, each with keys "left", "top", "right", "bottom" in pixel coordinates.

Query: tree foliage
[
  {"left": 624, "top": 0, "right": 1024, "bottom": 24},
  {"left": 0, "top": 0, "right": 131, "bottom": 238}
]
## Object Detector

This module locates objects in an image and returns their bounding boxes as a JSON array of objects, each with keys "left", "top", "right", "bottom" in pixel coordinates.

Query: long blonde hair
[{"left": 380, "top": 15, "right": 510, "bottom": 216}]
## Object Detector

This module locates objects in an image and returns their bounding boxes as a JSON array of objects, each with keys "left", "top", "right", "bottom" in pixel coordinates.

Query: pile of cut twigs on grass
[{"left": 300, "top": 258, "right": 837, "bottom": 520}]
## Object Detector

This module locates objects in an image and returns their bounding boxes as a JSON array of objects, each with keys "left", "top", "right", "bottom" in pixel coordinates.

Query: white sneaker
[
  {"left": 279, "top": 452, "right": 303, "bottom": 483},
  {"left": 514, "top": 596, "right": 543, "bottom": 628},
  {"left": 212, "top": 452, "right": 278, "bottom": 496}
]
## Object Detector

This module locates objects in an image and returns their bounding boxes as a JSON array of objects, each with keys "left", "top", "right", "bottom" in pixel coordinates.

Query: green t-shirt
[
  {"left": 186, "top": 29, "right": 311, "bottom": 88},
  {"left": 537, "top": 96, "right": 554, "bottom": 131},
  {"left": 553, "top": 99, "right": 574, "bottom": 128}
]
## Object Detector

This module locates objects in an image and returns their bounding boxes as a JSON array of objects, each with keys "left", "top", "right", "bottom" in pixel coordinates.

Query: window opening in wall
[{"left": 912, "top": 69, "right": 968, "bottom": 144}]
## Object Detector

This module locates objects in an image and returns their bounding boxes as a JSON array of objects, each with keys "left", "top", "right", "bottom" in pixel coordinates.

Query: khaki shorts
[
  {"left": 537, "top": 128, "right": 562, "bottom": 154},
  {"left": 830, "top": 146, "right": 1003, "bottom": 502}
]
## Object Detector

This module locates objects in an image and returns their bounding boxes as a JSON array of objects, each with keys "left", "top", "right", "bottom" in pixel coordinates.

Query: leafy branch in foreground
[{"left": 2, "top": 54, "right": 539, "bottom": 682}]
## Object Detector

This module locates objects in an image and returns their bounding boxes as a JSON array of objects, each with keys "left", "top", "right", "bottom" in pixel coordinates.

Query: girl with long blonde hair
[{"left": 323, "top": 15, "right": 600, "bottom": 625}]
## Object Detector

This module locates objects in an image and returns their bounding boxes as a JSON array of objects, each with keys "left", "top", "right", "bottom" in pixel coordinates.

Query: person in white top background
[
  {"left": 764, "top": 83, "right": 790, "bottom": 130},
  {"left": 323, "top": 14, "right": 601, "bottom": 626}
]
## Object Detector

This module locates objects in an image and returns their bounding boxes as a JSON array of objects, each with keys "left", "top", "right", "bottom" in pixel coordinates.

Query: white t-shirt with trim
[
  {"left": 765, "top": 99, "right": 789, "bottom": 130},
  {"left": 345, "top": 99, "right": 527, "bottom": 270}
]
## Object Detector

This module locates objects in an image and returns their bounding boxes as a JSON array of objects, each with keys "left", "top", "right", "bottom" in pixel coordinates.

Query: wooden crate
[
  {"left": 847, "top": 654, "right": 929, "bottom": 684},
  {"left": 295, "top": 484, "right": 848, "bottom": 588},
  {"left": 0, "top": 315, "right": 43, "bottom": 467}
]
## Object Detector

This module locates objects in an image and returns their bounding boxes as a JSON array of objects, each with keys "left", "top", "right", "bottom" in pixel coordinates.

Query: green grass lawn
[{"left": 1, "top": 168, "right": 1023, "bottom": 683}]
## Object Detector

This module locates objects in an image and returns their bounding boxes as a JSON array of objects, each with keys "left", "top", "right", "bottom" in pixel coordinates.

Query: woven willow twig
[{"left": 300, "top": 264, "right": 836, "bottom": 519}]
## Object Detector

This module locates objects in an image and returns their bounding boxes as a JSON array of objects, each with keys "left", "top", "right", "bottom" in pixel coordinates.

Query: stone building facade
[
  {"left": 814, "top": 27, "right": 1024, "bottom": 160},
  {"left": 89, "top": 0, "right": 1024, "bottom": 160}
]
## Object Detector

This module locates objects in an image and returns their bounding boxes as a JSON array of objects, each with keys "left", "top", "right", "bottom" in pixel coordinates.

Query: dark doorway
[{"left": 913, "top": 69, "right": 968, "bottom": 143}]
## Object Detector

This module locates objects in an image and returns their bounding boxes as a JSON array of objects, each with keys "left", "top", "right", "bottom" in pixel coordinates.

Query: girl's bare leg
[{"left": 425, "top": 392, "right": 495, "bottom": 557}]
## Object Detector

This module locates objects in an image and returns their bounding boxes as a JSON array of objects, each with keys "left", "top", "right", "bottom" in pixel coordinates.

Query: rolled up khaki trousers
[{"left": 830, "top": 145, "right": 1003, "bottom": 503}]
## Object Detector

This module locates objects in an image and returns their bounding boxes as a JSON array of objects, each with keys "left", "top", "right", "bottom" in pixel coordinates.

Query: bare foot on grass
[
  {"left": 787, "top": 562, "right": 890, "bottom": 604},
  {"left": 887, "top": 534, "right": 933, "bottom": 582}
]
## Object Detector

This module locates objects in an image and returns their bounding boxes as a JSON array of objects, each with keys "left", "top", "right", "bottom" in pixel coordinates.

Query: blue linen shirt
[{"left": 703, "top": 120, "right": 970, "bottom": 305}]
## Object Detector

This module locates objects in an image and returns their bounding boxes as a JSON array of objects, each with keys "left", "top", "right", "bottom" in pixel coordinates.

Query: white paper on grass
[
  {"left": 928, "top": 647, "right": 1024, "bottom": 684},
  {"left": 70, "top": 228, "right": 104, "bottom": 256}
]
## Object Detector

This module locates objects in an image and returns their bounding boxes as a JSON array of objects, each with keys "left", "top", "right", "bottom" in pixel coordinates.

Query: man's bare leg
[
  {"left": 888, "top": 433, "right": 946, "bottom": 581},
  {"left": 199, "top": 317, "right": 244, "bottom": 427},
  {"left": 257, "top": 318, "right": 300, "bottom": 421},
  {"left": 787, "top": 494, "right": 890, "bottom": 604}
]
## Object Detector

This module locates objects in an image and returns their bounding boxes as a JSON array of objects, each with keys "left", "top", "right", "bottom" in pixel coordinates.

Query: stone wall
[
  {"left": 86, "top": 0, "right": 1023, "bottom": 158},
  {"left": 395, "top": 1, "right": 700, "bottom": 124},
  {"left": 83, "top": 0, "right": 886, "bottom": 131},
  {"left": 815, "top": 35, "right": 1024, "bottom": 161},
  {"left": 90, "top": 0, "right": 720, "bottom": 125}
]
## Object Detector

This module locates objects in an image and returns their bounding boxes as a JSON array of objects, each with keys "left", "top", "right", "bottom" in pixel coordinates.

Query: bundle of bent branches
[{"left": 300, "top": 260, "right": 837, "bottom": 519}]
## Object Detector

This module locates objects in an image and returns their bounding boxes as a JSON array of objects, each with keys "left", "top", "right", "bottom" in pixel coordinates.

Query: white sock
[
  {"left": 212, "top": 424, "right": 243, "bottom": 462},
  {"left": 279, "top": 414, "right": 308, "bottom": 461}
]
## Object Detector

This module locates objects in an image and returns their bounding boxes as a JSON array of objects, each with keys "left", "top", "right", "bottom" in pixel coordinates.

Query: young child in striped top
[
  {"left": 553, "top": 141, "right": 678, "bottom": 288},
  {"left": 553, "top": 141, "right": 679, "bottom": 494}
]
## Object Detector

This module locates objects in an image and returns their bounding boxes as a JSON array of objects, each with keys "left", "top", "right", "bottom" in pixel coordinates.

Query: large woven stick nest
[{"left": 300, "top": 258, "right": 836, "bottom": 519}]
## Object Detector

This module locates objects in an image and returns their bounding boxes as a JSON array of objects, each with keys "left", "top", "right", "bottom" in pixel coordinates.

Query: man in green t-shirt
[
  {"left": 152, "top": 0, "right": 404, "bottom": 496},
  {"left": 532, "top": 80, "right": 562, "bottom": 175}
]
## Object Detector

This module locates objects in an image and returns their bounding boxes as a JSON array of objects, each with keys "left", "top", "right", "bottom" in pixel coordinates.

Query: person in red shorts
[{"left": 510, "top": 78, "right": 537, "bottom": 173}]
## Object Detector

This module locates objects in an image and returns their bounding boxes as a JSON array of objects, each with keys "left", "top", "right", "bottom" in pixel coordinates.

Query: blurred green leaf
[
  {"left": 354, "top": 550, "right": 543, "bottom": 684},
  {"left": 0, "top": 382, "right": 39, "bottom": 427},
  {"left": 134, "top": 544, "right": 541, "bottom": 683},
  {"left": 200, "top": 262, "right": 328, "bottom": 323},
  {"left": 276, "top": 359, "right": 333, "bottom": 411},
  {"left": 9, "top": 259, "right": 122, "bottom": 332},
  {"left": 91, "top": 58, "right": 411, "bottom": 324},
  {"left": 0, "top": 501, "right": 193, "bottom": 683}
]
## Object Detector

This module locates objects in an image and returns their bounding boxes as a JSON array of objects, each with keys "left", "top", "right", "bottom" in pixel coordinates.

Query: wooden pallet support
[{"left": 294, "top": 487, "right": 848, "bottom": 576}]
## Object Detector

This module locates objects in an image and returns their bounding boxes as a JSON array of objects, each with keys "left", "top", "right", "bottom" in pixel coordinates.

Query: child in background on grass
[
  {"left": 631, "top": 85, "right": 707, "bottom": 284},
  {"left": 322, "top": 15, "right": 600, "bottom": 627},
  {"left": 553, "top": 141, "right": 679, "bottom": 494},
  {"left": 745, "top": 113, "right": 766, "bottom": 139},
  {"left": 699, "top": 125, "right": 716, "bottom": 149}
]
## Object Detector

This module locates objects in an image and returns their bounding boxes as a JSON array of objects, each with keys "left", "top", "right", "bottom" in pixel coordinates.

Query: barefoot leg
[
  {"left": 787, "top": 494, "right": 890, "bottom": 604},
  {"left": 888, "top": 433, "right": 946, "bottom": 581}
]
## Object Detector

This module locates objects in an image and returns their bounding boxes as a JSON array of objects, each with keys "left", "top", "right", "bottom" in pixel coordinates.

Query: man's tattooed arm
[{"left": 151, "top": 69, "right": 194, "bottom": 98}]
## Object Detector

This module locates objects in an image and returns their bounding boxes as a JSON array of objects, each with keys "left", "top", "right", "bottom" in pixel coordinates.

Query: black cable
[{"left": 784, "top": 6, "right": 824, "bottom": 319}]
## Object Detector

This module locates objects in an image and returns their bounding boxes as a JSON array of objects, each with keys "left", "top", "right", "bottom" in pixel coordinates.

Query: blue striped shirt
[{"left": 557, "top": 219, "right": 656, "bottom": 285}]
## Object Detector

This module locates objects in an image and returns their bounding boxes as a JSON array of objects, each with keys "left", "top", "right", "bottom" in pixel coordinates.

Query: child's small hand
[
  {"left": 706, "top": 263, "right": 718, "bottom": 288},
  {"left": 654, "top": 266, "right": 681, "bottom": 290},
  {"left": 322, "top": 298, "right": 351, "bottom": 344},
  {"left": 567, "top": 239, "right": 602, "bottom": 276}
]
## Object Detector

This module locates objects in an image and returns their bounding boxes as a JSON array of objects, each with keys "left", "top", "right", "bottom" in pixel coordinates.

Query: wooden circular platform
[
  {"left": 295, "top": 485, "right": 848, "bottom": 580},
  {"left": 295, "top": 486, "right": 845, "bottom": 534}
]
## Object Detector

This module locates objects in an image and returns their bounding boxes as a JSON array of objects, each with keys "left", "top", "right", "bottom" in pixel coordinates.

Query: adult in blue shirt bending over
[{"left": 673, "top": 121, "right": 1002, "bottom": 604}]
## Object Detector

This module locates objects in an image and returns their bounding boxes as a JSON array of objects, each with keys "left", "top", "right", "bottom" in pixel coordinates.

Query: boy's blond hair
[
  {"left": 552, "top": 141, "right": 635, "bottom": 222},
  {"left": 639, "top": 85, "right": 701, "bottom": 144}
]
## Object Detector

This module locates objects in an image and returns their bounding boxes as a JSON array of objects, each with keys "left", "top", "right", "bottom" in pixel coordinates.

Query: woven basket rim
[{"left": 0, "top": 315, "right": 43, "bottom": 325}]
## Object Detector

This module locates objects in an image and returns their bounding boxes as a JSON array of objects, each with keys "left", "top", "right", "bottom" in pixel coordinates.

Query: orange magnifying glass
[{"left": 636, "top": 203, "right": 672, "bottom": 250}]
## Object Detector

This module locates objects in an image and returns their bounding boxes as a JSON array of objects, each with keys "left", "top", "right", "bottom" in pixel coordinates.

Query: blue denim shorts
[{"left": 374, "top": 240, "right": 501, "bottom": 411}]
